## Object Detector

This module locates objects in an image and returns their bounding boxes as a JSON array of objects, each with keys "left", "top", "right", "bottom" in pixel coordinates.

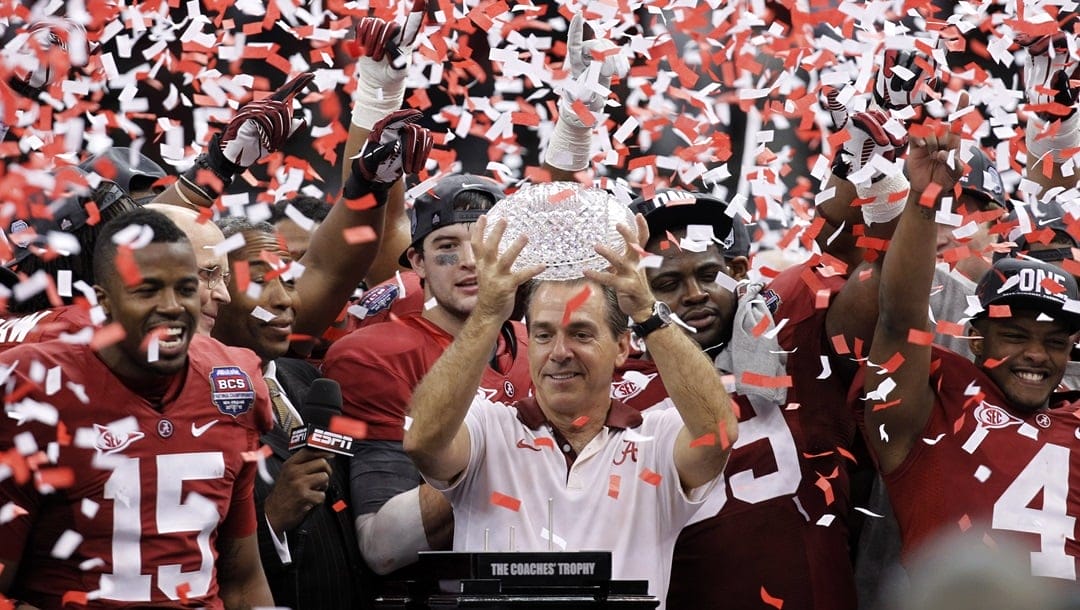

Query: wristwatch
[{"left": 630, "top": 301, "right": 672, "bottom": 339}]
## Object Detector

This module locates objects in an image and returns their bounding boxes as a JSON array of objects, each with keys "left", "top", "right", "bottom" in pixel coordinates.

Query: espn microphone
[{"left": 287, "top": 378, "right": 355, "bottom": 456}]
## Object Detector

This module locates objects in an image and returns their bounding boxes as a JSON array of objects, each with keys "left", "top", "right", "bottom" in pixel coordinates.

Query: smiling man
[{"left": 0, "top": 208, "right": 274, "bottom": 608}]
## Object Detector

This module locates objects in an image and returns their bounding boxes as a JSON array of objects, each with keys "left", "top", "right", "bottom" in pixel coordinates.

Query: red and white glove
[
  {"left": 874, "top": 48, "right": 941, "bottom": 114},
  {"left": 182, "top": 72, "right": 314, "bottom": 199},
  {"left": 544, "top": 13, "right": 630, "bottom": 172},
  {"left": 1021, "top": 33, "right": 1080, "bottom": 163},
  {"left": 350, "top": 0, "right": 425, "bottom": 130},
  {"left": 834, "top": 109, "right": 911, "bottom": 222},
  {"left": 343, "top": 109, "right": 433, "bottom": 205}
]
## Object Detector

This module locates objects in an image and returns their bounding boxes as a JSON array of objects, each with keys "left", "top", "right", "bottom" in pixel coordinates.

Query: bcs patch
[
  {"left": 209, "top": 366, "right": 256, "bottom": 417},
  {"left": 359, "top": 283, "right": 399, "bottom": 316}
]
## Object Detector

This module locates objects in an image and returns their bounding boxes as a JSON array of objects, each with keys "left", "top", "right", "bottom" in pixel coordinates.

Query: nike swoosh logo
[
  {"left": 191, "top": 420, "right": 219, "bottom": 438},
  {"left": 516, "top": 439, "right": 541, "bottom": 452}
]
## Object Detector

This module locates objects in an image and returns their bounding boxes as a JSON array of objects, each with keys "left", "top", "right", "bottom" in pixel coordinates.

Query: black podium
[{"left": 374, "top": 551, "right": 659, "bottom": 609}]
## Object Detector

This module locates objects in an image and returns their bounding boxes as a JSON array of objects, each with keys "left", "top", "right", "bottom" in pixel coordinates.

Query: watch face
[{"left": 655, "top": 301, "right": 673, "bottom": 324}]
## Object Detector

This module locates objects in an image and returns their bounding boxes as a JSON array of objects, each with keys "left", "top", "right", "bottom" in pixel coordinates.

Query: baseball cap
[
  {"left": 399, "top": 174, "right": 505, "bottom": 267},
  {"left": 629, "top": 189, "right": 736, "bottom": 254},
  {"left": 5, "top": 178, "right": 131, "bottom": 270},
  {"left": 973, "top": 258, "right": 1080, "bottom": 332},
  {"left": 958, "top": 146, "right": 1007, "bottom": 209},
  {"left": 994, "top": 200, "right": 1079, "bottom": 263},
  {"left": 79, "top": 147, "right": 166, "bottom": 199}
]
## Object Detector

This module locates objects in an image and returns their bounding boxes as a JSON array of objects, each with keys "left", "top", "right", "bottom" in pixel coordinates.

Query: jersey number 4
[
  {"left": 101, "top": 452, "right": 224, "bottom": 601},
  {"left": 992, "top": 443, "right": 1076, "bottom": 580}
]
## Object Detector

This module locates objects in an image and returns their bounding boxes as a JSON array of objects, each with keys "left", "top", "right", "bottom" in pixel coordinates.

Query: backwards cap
[
  {"left": 79, "top": 147, "right": 166, "bottom": 198},
  {"left": 399, "top": 174, "right": 505, "bottom": 268},
  {"left": 958, "top": 146, "right": 1007, "bottom": 209},
  {"left": 973, "top": 257, "right": 1080, "bottom": 332},
  {"left": 629, "top": 189, "right": 736, "bottom": 255}
]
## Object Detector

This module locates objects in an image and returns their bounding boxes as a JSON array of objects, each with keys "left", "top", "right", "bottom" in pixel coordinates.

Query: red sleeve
[{"left": 219, "top": 428, "right": 260, "bottom": 539}]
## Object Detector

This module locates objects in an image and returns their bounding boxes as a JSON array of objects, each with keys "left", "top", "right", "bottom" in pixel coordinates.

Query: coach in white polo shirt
[{"left": 404, "top": 184, "right": 739, "bottom": 608}]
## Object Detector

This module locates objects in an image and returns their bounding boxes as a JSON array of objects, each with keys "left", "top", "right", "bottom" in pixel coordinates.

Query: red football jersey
[
  {"left": 322, "top": 315, "right": 531, "bottom": 441},
  {"left": 883, "top": 347, "right": 1080, "bottom": 580},
  {"left": 0, "top": 304, "right": 94, "bottom": 354},
  {"left": 0, "top": 335, "right": 272, "bottom": 608},
  {"left": 614, "top": 262, "right": 858, "bottom": 610}
]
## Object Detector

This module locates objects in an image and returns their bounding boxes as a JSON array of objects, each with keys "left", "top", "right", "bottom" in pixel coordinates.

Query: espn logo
[
  {"left": 288, "top": 427, "right": 309, "bottom": 450},
  {"left": 306, "top": 428, "right": 354, "bottom": 456}
]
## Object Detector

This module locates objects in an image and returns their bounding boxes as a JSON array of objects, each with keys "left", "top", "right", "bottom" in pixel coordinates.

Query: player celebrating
[{"left": 0, "top": 209, "right": 274, "bottom": 608}]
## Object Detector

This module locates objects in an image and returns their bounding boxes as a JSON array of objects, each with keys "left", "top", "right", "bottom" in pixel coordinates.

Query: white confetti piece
[
  {"left": 213, "top": 232, "right": 247, "bottom": 258},
  {"left": 815, "top": 514, "right": 836, "bottom": 527},
  {"left": 249, "top": 306, "right": 275, "bottom": 323},
  {"left": 81, "top": 498, "right": 99, "bottom": 519},
  {"left": 922, "top": 433, "right": 946, "bottom": 445},
  {"left": 854, "top": 507, "right": 885, "bottom": 518},
  {"left": 974, "top": 465, "right": 991, "bottom": 482},
  {"left": 879, "top": 424, "right": 889, "bottom": 443},
  {"left": 51, "top": 529, "right": 83, "bottom": 559},
  {"left": 816, "top": 355, "right": 832, "bottom": 380}
]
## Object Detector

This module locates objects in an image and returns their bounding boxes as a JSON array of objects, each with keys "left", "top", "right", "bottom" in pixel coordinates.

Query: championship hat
[
  {"left": 958, "top": 146, "right": 1007, "bottom": 209},
  {"left": 79, "top": 147, "right": 166, "bottom": 198},
  {"left": 399, "top": 174, "right": 506, "bottom": 267},
  {"left": 973, "top": 258, "right": 1080, "bottom": 331},
  {"left": 629, "top": 189, "right": 736, "bottom": 254}
]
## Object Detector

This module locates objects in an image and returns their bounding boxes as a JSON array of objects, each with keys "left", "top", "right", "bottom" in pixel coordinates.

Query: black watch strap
[{"left": 631, "top": 312, "right": 666, "bottom": 339}]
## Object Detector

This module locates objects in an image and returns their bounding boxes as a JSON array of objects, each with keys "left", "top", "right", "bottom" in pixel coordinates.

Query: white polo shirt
[{"left": 428, "top": 396, "right": 715, "bottom": 608}]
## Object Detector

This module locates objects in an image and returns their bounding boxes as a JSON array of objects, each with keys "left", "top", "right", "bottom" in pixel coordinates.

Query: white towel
[{"left": 713, "top": 281, "right": 788, "bottom": 403}]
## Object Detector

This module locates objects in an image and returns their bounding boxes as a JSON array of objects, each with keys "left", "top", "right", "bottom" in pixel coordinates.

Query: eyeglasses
[{"left": 198, "top": 265, "right": 231, "bottom": 289}]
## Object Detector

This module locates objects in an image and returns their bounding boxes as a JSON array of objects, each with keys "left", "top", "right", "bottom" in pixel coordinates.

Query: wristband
[
  {"left": 544, "top": 113, "right": 592, "bottom": 172},
  {"left": 181, "top": 134, "right": 238, "bottom": 200},
  {"left": 1026, "top": 111, "right": 1080, "bottom": 163},
  {"left": 351, "top": 63, "right": 407, "bottom": 130},
  {"left": 342, "top": 171, "right": 390, "bottom": 208},
  {"left": 857, "top": 173, "right": 910, "bottom": 225}
]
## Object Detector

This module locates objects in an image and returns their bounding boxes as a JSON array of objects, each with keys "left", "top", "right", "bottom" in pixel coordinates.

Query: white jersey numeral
[
  {"left": 991, "top": 443, "right": 1076, "bottom": 580},
  {"left": 689, "top": 396, "right": 801, "bottom": 523},
  {"left": 100, "top": 452, "right": 225, "bottom": 600}
]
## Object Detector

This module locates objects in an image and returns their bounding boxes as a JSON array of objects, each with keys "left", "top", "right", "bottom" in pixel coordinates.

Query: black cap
[
  {"left": 629, "top": 189, "right": 736, "bottom": 254},
  {"left": 994, "top": 200, "right": 1079, "bottom": 263},
  {"left": 5, "top": 177, "right": 130, "bottom": 270},
  {"left": 974, "top": 258, "right": 1080, "bottom": 331},
  {"left": 79, "top": 147, "right": 166, "bottom": 197},
  {"left": 959, "top": 146, "right": 1007, "bottom": 209},
  {"left": 399, "top": 174, "right": 505, "bottom": 268}
]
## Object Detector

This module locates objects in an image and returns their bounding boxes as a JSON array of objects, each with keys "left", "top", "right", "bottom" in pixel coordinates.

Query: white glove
[
  {"left": 545, "top": 14, "right": 630, "bottom": 172},
  {"left": 350, "top": 0, "right": 425, "bottom": 130}
]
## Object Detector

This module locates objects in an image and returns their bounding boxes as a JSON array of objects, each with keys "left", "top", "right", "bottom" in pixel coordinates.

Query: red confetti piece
[
  {"left": 569, "top": 99, "right": 596, "bottom": 128},
  {"left": 241, "top": 444, "right": 274, "bottom": 462},
  {"left": 89, "top": 323, "right": 126, "bottom": 350},
  {"left": 761, "top": 586, "right": 784, "bottom": 609},
  {"left": 344, "top": 193, "right": 380, "bottom": 211},
  {"left": 740, "top": 372, "right": 793, "bottom": 388},
  {"left": 879, "top": 351, "right": 905, "bottom": 373},
  {"left": 639, "top": 469, "right": 662, "bottom": 486},
  {"left": 871, "top": 399, "right": 902, "bottom": 412},
  {"left": 907, "top": 329, "right": 934, "bottom": 346},
  {"left": 608, "top": 474, "right": 620, "bottom": 499},
  {"left": 342, "top": 226, "right": 378, "bottom": 245},
  {"left": 176, "top": 582, "right": 191, "bottom": 604},
  {"left": 232, "top": 260, "right": 250, "bottom": 293},
  {"left": 548, "top": 188, "right": 575, "bottom": 204},
  {"left": 836, "top": 446, "right": 857, "bottom": 463},
  {"left": 490, "top": 491, "right": 521, "bottom": 512},
  {"left": 689, "top": 432, "right": 716, "bottom": 448},
  {"left": 61, "top": 590, "right": 87, "bottom": 606},
  {"left": 936, "top": 321, "right": 966, "bottom": 337},
  {"left": 114, "top": 245, "right": 141, "bottom": 287},
  {"left": 830, "top": 334, "right": 849, "bottom": 355},
  {"left": 814, "top": 474, "right": 834, "bottom": 505},
  {"left": 1040, "top": 277, "right": 1066, "bottom": 294},
  {"left": 814, "top": 288, "right": 831, "bottom": 310},
  {"left": 534, "top": 437, "right": 555, "bottom": 449},
  {"left": 571, "top": 415, "right": 589, "bottom": 427},
  {"left": 750, "top": 315, "right": 771, "bottom": 337},
  {"left": 958, "top": 514, "right": 972, "bottom": 532},
  {"left": 982, "top": 356, "right": 1008, "bottom": 369},
  {"left": 329, "top": 415, "right": 368, "bottom": 440},
  {"left": 332, "top": 499, "right": 347, "bottom": 513},
  {"left": 987, "top": 304, "right": 1011, "bottom": 318},
  {"left": 561, "top": 285, "right": 593, "bottom": 327},
  {"left": 37, "top": 466, "right": 74, "bottom": 489}
]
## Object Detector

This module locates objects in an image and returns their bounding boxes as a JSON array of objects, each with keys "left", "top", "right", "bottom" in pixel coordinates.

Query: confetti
[
  {"left": 761, "top": 586, "right": 784, "bottom": 609},
  {"left": 639, "top": 469, "right": 661, "bottom": 486},
  {"left": 491, "top": 491, "right": 522, "bottom": 512},
  {"left": 562, "top": 285, "right": 592, "bottom": 326}
]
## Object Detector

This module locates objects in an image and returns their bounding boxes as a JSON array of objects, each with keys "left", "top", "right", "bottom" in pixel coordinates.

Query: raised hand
[
  {"left": 7, "top": 18, "right": 92, "bottom": 99},
  {"left": 472, "top": 216, "right": 546, "bottom": 322},
  {"left": 343, "top": 108, "right": 433, "bottom": 202},
  {"left": 834, "top": 109, "right": 909, "bottom": 184},
  {"left": 182, "top": 72, "right": 315, "bottom": 199},
  {"left": 906, "top": 122, "right": 963, "bottom": 196},
  {"left": 582, "top": 215, "right": 653, "bottom": 321},
  {"left": 874, "top": 48, "right": 941, "bottom": 114},
  {"left": 1021, "top": 33, "right": 1079, "bottom": 119},
  {"left": 350, "top": 0, "right": 426, "bottom": 129}
]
